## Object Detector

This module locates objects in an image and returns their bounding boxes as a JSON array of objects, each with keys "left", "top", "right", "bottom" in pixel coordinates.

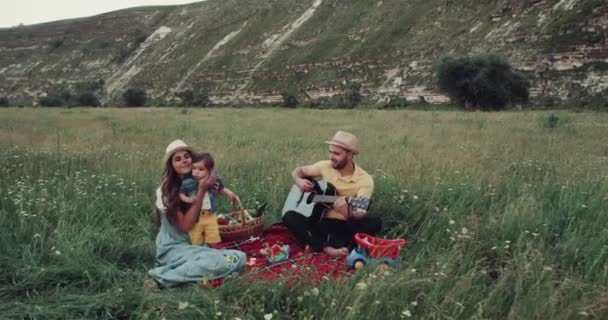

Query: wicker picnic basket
[{"left": 219, "top": 197, "right": 264, "bottom": 242}]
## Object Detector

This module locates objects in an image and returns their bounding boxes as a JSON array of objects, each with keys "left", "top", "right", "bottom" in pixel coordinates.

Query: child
[{"left": 180, "top": 152, "right": 237, "bottom": 246}]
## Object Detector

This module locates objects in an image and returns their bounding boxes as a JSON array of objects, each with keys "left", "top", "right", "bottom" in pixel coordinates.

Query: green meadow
[{"left": 1, "top": 108, "right": 607, "bottom": 319}]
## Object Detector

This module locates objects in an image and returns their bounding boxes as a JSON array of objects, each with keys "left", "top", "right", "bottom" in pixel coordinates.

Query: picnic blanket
[{"left": 216, "top": 224, "right": 351, "bottom": 284}]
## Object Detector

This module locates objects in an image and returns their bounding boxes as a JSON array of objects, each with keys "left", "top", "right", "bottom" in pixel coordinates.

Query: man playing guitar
[{"left": 283, "top": 131, "right": 382, "bottom": 256}]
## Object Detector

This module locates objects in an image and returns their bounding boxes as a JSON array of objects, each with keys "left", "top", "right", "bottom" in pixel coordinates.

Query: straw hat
[
  {"left": 162, "top": 139, "right": 194, "bottom": 165},
  {"left": 325, "top": 131, "right": 359, "bottom": 154}
]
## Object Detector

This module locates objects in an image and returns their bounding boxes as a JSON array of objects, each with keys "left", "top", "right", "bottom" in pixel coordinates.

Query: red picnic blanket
[{"left": 216, "top": 225, "right": 352, "bottom": 284}]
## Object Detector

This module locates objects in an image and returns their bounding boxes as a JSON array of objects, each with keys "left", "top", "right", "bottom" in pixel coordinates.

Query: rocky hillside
[{"left": 0, "top": 0, "right": 607, "bottom": 106}]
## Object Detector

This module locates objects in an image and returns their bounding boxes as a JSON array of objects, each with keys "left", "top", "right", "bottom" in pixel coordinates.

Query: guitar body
[{"left": 281, "top": 179, "right": 337, "bottom": 222}]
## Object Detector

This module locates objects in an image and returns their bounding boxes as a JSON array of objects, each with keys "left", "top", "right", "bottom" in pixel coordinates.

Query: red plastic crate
[{"left": 354, "top": 233, "right": 407, "bottom": 259}]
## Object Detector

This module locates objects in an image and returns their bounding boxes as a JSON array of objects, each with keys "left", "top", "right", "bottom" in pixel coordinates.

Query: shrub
[
  {"left": 39, "top": 96, "right": 65, "bottom": 107},
  {"left": 340, "top": 82, "right": 362, "bottom": 109},
  {"left": 534, "top": 95, "right": 563, "bottom": 109},
  {"left": 48, "top": 38, "right": 64, "bottom": 51},
  {"left": 436, "top": 55, "right": 530, "bottom": 111},
  {"left": 0, "top": 97, "right": 9, "bottom": 107},
  {"left": 544, "top": 114, "right": 560, "bottom": 128},
  {"left": 382, "top": 96, "right": 409, "bottom": 109},
  {"left": 76, "top": 92, "right": 101, "bottom": 107},
  {"left": 123, "top": 87, "right": 146, "bottom": 107},
  {"left": 281, "top": 90, "right": 299, "bottom": 108},
  {"left": 177, "top": 88, "right": 210, "bottom": 107}
]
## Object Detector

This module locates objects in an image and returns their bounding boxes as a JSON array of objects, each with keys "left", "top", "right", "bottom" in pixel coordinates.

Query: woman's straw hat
[{"left": 162, "top": 139, "right": 194, "bottom": 165}]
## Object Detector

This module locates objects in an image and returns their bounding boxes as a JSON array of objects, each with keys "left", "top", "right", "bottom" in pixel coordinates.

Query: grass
[{"left": 1, "top": 107, "right": 608, "bottom": 319}]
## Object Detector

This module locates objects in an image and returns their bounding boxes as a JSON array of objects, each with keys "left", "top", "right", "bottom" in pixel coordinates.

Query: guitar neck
[{"left": 311, "top": 195, "right": 340, "bottom": 203}]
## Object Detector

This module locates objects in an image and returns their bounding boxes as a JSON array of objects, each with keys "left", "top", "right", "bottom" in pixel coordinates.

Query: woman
[{"left": 148, "top": 139, "right": 246, "bottom": 288}]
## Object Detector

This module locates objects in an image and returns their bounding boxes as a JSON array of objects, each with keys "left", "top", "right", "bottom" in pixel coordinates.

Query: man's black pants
[{"left": 282, "top": 211, "right": 382, "bottom": 252}]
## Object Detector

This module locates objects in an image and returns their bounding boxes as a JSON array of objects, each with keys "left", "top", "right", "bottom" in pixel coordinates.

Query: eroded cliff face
[{"left": 1, "top": 0, "right": 606, "bottom": 106}]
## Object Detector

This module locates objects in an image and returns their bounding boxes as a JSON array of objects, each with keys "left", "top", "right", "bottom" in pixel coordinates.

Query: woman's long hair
[{"left": 158, "top": 153, "right": 190, "bottom": 226}]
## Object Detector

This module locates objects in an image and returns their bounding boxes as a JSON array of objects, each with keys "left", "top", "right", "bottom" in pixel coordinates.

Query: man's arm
[
  {"left": 291, "top": 164, "right": 322, "bottom": 192},
  {"left": 351, "top": 177, "right": 374, "bottom": 219}
]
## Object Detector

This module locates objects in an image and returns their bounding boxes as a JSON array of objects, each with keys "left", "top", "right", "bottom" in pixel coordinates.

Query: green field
[{"left": 1, "top": 108, "right": 607, "bottom": 319}]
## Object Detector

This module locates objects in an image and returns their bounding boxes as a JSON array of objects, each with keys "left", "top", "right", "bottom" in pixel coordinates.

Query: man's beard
[{"left": 331, "top": 158, "right": 347, "bottom": 169}]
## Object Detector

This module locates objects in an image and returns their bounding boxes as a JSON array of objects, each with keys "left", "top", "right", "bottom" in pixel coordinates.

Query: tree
[
  {"left": 177, "top": 88, "right": 210, "bottom": 107},
  {"left": 76, "top": 92, "right": 101, "bottom": 107},
  {"left": 436, "top": 55, "right": 529, "bottom": 111},
  {"left": 280, "top": 89, "right": 299, "bottom": 108},
  {"left": 123, "top": 87, "right": 146, "bottom": 107}
]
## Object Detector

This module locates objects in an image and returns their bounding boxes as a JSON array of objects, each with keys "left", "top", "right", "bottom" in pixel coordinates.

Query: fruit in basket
[
  {"left": 217, "top": 217, "right": 229, "bottom": 225},
  {"left": 243, "top": 210, "right": 254, "bottom": 221}
]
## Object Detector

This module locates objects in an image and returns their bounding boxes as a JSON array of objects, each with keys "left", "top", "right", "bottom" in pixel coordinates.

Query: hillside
[{"left": 0, "top": 0, "right": 607, "bottom": 106}]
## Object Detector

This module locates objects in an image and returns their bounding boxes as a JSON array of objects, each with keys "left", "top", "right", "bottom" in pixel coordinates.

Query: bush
[
  {"left": 281, "top": 91, "right": 299, "bottom": 108},
  {"left": 564, "top": 87, "right": 608, "bottom": 110},
  {"left": 112, "top": 48, "right": 130, "bottom": 64},
  {"left": 436, "top": 55, "right": 530, "bottom": 111},
  {"left": 542, "top": 114, "right": 572, "bottom": 129},
  {"left": 533, "top": 95, "right": 563, "bottom": 109},
  {"left": 382, "top": 96, "right": 409, "bottom": 109},
  {"left": 48, "top": 38, "right": 64, "bottom": 51},
  {"left": 340, "top": 82, "right": 362, "bottom": 109},
  {"left": 0, "top": 97, "right": 9, "bottom": 107},
  {"left": 39, "top": 96, "right": 65, "bottom": 107},
  {"left": 123, "top": 87, "right": 146, "bottom": 107},
  {"left": 76, "top": 92, "right": 101, "bottom": 107},
  {"left": 544, "top": 114, "right": 560, "bottom": 128},
  {"left": 177, "top": 88, "right": 210, "bottom": 107}
]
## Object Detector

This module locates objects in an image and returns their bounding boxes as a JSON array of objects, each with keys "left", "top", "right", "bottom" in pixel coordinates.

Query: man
[{"left": 282, "top": 131, "right": 382, "bottom": 256}]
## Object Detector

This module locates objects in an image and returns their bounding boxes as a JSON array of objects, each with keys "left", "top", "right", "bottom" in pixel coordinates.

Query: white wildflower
[{"left": 356, "top": 282, "right": 368, "bottom": 290}]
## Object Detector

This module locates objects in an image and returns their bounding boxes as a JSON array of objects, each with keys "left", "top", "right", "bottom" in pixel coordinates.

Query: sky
[{"left": 0, "top": 0, "right": 200, "bottom": 28}]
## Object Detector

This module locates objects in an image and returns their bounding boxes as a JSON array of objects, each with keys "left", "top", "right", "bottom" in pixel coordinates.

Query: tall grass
[{"left": 1, "top": 108, "right": 607, "bottom": 319}]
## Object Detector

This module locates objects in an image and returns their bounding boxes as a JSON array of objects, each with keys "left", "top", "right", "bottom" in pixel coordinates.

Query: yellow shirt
[{"left": 309, "top": 160, "right": 374, "bottom": 220}]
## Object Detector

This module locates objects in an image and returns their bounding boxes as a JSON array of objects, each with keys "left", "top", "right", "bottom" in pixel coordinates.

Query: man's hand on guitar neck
[
  {"left": 335, "top": 197, "right": 368, "bottom": 220},
  {"left": 334, "top": 197, "right": 350, "bottom": 219}
]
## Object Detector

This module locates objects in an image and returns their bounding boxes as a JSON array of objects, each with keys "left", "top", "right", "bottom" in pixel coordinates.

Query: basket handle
[{"left": 230, "top": 197, "right": 246, "bottom": 226}]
